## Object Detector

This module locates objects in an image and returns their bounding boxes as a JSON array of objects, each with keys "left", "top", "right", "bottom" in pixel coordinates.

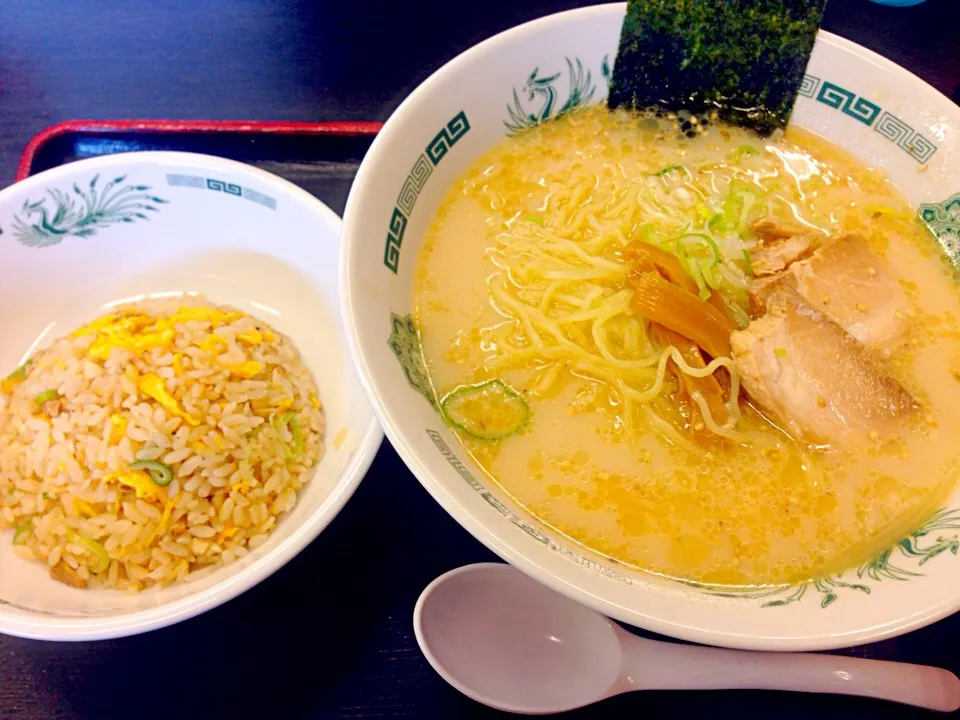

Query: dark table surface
[{"left": 2, "top": 1, "right": 960, "bottom": 719}]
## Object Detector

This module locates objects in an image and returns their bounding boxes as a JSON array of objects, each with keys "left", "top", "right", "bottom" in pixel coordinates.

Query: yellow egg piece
[
  {"left": 108, "top": 414, "right": 128, "bottom": 445},
  {"left": 106, "top": 469, "right": 166, "bottom": 503},
  {"left": 82, "top": 312, "right": 174, "bottom": 360},
  {"left": 138, "top": 373, "right": 200, "bottom": 426},
  {"left": 236, "top": 328, "right": 263, "bottom": 345},
  {"left": 170, "top": 306, "right": 245, "bottom": 326},
  {"left": 200, "top": 334, "right": 228, "bottom": 355},
  {"left": 70, "top": 313, "right": 120, "bottom": 338},
  {"left": 72, "top": 497, "right": 97, "bottom": 517},
  {"left": 224, "top": 360, "right": 263, "bottom": 379}
]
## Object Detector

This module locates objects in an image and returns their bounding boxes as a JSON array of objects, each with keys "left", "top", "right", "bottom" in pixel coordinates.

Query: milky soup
[{"left": 413, "top": 106, "right": 960, "bottom": 587}]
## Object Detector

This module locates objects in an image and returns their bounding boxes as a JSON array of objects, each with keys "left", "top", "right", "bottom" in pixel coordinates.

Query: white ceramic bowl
[
  {"left": 342, "top": 3, "right": 960, "bottom": 651},
  {"left": 0, "top": 151, "right": 382, "bottom": 640}
]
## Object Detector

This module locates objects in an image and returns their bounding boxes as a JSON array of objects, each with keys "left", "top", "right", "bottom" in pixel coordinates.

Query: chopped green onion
[
  {"left": 701, "top": 262, "right": 721, "bottom": 290},
  {"left": 441, "top": 379, "right": 529, "bottom": 441},
  {"left": 774, "top": 347, "right": 788, "bottom": 357},
  {"left": 271, "top": 411, "right": 304, "bottom": 458},
  {"left": 653, "top": 164, "right": 688, "bottom": 177},
  {"left": 684, "top": 256, "right": 710, "bottom": 299},
  {"left": 695, "top": 203, "right": 715, "bottom": 222},
  {"left": 714, "top": 180, "right": 764, "bottom": 234},
  {"left": 66, "top": 529, "right": 109, "bottom": 573},
  {"left": 636, "top": 223, "right": 667, "bottom": 248},
  {"left": 720, "top": 190, "right": 739, "bottom": 228},
  {"left": 729, "top": 301, "right": 751, "bottom": 330},
  {"left": 742, "top": 249, "right": 754, "bottom": 277},
  {"left": 6, "top": 365, "right": 27, "bottom": 382},
  {"left": 736, "top": 144, "right": 758, "bottom": 156},
  {"left": 737, "top": 192, "right": 758, "bottom": 234},
  {"left": 13, "top": 518, "right": 31, "bottom": 545},
  {"left": 525, "top": 214, "right": 544, "bottom": 225},
  {"left": 673, "top": 233, "right": 716, "bottom": 299},
  {"left": 130, "top": 459, "right": 174, "bottom": 486},
  {"left": 675, "top": 233, "right": 721, "bottom": 266},
  {"left": 33, "top": 389, "right": 59, "bottom": 405}
]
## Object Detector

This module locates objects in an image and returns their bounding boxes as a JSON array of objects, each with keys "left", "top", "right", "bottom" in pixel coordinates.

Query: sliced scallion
[
  {"left": 271, "top": 411, "right": 304, "bottom": 459},
  {"left": 676, "top": 233, "right": 720, "bottom": 265},
  {"left": 13, "top": 518, "right": 31, "bottom": 545},
  {"left": 66, "top": 529, "right": 109, "bottom": 572},
  {"left": 441, "top": 379, "right": 529, "bottom": 440},
  {"left": 33, "top": 389, "right": 59, "bottom": 405},
  {"left": 130, "top": 459, "right": 174, "bottom": 486},
  {"left": 653, "top": 164, "right": 688, "bottom": 177}
]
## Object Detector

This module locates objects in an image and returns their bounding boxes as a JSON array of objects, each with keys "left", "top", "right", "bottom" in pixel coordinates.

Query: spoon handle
[{"left": 616, "top": 631, "right": 960, "bottom": 712}]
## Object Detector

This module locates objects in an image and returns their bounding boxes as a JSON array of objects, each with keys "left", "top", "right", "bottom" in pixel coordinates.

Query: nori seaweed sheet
[{"left": 608, "top": 0, "right": 828, "bottom": 136}]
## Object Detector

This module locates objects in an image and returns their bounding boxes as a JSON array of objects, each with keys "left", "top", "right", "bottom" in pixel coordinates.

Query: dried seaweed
[{"left": 608, "top": 0, "right": 828, "bottom": 136}]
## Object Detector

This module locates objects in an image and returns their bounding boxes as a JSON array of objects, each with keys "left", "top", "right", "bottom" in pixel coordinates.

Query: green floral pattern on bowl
[
  {"left": 11, "top": 173, "right": 167, "bottom": 248},
  {"left": 387, "top": 313, "right": 436, "bottom": 408},
  {"left": 504, "top": 56, "right": 611, "bottom": 134},
  {"left": 711, "top": 508, "right": 960, "bottom": 608}
]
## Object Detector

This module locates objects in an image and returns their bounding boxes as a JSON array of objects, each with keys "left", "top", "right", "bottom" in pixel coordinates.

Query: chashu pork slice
[
  {"left": 749, "top": 233, "right": 816, "bottom": 277},
  {"left": 781, "top": 233, "right": 908, "bottom": 353},
  {"left": 731, "top": 288, "right": 916, "bottom": 445}
]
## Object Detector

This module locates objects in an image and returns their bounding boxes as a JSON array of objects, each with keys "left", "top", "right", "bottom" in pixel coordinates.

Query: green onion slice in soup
[{"left": 441, "top": 380, "right": 530, "bottom": 440}]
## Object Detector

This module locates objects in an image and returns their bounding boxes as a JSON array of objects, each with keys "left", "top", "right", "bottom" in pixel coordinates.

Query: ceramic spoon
[{"left": 413, "top": 563, "right": 960, "bottom": 714}]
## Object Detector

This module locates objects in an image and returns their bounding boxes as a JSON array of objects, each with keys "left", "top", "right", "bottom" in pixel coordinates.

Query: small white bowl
[
  {"left": 341, "top": 3, "right": 960, "bottom": 651},
  {"left": 0, "top": 151, "right": 382, "bottom": 640}
]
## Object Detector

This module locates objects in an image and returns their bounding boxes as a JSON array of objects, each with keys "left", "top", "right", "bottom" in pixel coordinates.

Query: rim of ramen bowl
[
  {"left": 341, "top": 3, "right": 960, "bottom": 650},
  {"left": 0, "top": 151, "right": 384, "bottom": 640}
]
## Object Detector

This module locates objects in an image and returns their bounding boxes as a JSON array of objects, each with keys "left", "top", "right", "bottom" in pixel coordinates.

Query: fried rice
[{"left": 0, "top": 295, "right": 324, "bottom": 591}]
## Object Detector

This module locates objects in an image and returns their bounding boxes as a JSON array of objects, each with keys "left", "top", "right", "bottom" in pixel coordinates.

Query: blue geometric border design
[
  {"left": 801, "top": 79, "right": 937, "bottom": 164},
  {"left": 874, "top": 111, "right": 937, "bottom": 163},
  {"left": 426, "top": 111, "right": 471, "bottom": 165},
  {"left": 166, "top": 174, "right": 277, "bottom": 210},
  {"left": 383, "top": 110, "right": 471, "bottom": 273},
  {"left": 816, "top": 81, "right": 882, "bottom": 126},
  {"left": 799, "top": 73, "right": 820, "bottom": 98}
]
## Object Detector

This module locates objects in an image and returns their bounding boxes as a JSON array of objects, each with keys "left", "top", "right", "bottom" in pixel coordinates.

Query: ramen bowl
[
  {"left": 0, "top": 152, "right": 382, "bottom": 640},
  {"left": 341, "top": 4, "right": 960, "bottom": 651}
]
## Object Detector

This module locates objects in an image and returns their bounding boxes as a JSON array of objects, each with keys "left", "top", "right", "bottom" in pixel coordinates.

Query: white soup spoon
[{"left": 413, "top": 563, "right": 960, "bottom": 714}]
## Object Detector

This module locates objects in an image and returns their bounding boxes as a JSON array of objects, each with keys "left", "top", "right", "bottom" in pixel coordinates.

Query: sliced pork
[
  {"left": 731, "top": 287, "right": 915, "bottom": 445},
  {"left": 787, "top": 233, "right": 908, "bottom": 353}
]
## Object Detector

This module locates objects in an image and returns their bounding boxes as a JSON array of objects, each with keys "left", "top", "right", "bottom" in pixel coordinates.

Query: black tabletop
[{"left": 2, "top": 1, "right": 960, "bottom": 719}]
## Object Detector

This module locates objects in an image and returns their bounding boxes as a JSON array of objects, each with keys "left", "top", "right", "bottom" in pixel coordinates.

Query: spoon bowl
[
  {"left": 415, "top": 563, "right": 960, "bottom": 715},
  {"left": 415, "top": 563, "right": 621, "bottom": 713}
]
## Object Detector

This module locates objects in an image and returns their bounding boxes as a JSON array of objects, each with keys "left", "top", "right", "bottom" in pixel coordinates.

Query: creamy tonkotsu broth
[{"left": 414, "top": 106, "right": 960, "bottom": 587}]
